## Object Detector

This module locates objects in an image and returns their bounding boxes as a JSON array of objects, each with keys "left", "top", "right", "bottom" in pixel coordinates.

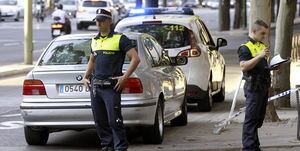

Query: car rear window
[
  {"left": 83, "top": 0, "right": 107, "bottom": 7},
  {"left": 40, "top": 39, "right": 137, "bottom": 65},
  {"left": 40, "top": 39, "right": 91, "bottom": 65},
  {"left": 122, "top": 24, "right": 190, "bottom": 49}
]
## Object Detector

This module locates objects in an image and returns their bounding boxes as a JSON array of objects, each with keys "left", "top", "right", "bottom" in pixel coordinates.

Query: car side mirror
[
  {"left": 217, "top": 38, "right": 227, "bottom": 49},
  {"left": 162, "top": 49, "right": 169, "bottom": 57},
  {"left": 170, "top": 56, "right": 188, "bottom": 66}
]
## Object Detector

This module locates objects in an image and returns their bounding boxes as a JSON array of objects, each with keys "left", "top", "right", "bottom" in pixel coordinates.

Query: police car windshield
[
  {"left": 83, "top": 1, "right": 107, "bottom": 7},
  {"left": 40, "top": 39, "right": 91, "bottom": 65},
  {"left": 122, "top": 24, "right": 189, "bottom": 49},
  {"left": 60, "top": 0, "right": 76, "bottom": 5}
]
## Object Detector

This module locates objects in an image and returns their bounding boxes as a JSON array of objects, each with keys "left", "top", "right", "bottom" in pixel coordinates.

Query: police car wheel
[
  {"left": 14, "top": 12, "right": 20, "bottom": 22},
  {"left": 143, "top": 99, "right": 164, "bottom": 144},
  {"left": 77, "top": 23, "right": 83, "bottom": 30},
  {"left": 170, "top": 97, "right": 188, "bottom": 126},
  {"left": 213, "top": 68, "right": 225, "bottom": 102},
  {"left": 197, "top": 80, "right": 213, "bottom": 112},
  {"left": 24, "top": 126, "right": 49, "bottom": 145}
]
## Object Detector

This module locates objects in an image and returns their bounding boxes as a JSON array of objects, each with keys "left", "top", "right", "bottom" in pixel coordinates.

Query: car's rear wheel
[
  {"left": 213, "top": 68, "right": 225, "bottom": 102},
  {"left": 143, "top": 99, "right": 164, "bottom": 144},
  {"left": 14, "top": 12, "right": 20, "bottom": 22},
  {"left": 170, "top": 97, "right": 187, "bottom": 126},
  {"left": 24, "top": 126, "right": 49, "bottom": 145},
  {"left": 197, "top": 80, "right": 213, "bottom": 112},
  {"left": 77, "top": 23, "right": 83, "bottom": 30}
]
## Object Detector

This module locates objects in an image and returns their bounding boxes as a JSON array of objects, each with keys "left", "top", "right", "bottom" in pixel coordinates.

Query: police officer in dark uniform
[
  {"left": 83, "top": 9, "right": 140, "bottom": 151},
  {"left": 238, "top": 20, "right": 271, "bottom": 151}
]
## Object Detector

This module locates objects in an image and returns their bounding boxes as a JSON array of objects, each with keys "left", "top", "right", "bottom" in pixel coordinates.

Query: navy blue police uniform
[
  {"left": 238, "top": 37, "right": 271, "bottom": 151},
  {"left": 90, "top": 30, "right": 134, "bottom": 151}
]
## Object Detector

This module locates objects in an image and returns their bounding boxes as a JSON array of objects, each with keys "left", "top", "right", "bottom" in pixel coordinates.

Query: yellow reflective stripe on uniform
[
  {"left": 241, "top": 41, "right": 266, "bottom": 57},
  {"left": 91, "top": 34, "right": 122, "bottom": 52}
]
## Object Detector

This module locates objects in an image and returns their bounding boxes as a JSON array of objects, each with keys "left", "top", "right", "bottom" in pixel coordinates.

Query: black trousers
[
  {"left": 242, "top": 82, "right": 268, "bottom": 151},
  {"left": 90, "top": 86, "right": 128, "bottom": 150}
]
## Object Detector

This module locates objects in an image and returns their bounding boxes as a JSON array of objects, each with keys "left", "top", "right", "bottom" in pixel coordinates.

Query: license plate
[
  {"left": 53, "top": 29, "right": 61, "bottom": 36},
  {"left": 59, "top": 84, "right": 89, "bottom": 94}
]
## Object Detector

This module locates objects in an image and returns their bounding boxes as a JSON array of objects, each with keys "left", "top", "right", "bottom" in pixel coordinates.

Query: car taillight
[
  {"left": 23, "top": 80, "right": 46, "bottom": 95},
  {"left": 178, "top": 48, "right": 201, "bottom": 57},
  {"left": 122, "top": 78, "right": 143, "bottom": 94}
]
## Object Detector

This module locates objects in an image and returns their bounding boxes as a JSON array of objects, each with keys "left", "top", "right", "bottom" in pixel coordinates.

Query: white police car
[{"left": 115, "top": 8, "right": 227, "bottom": 111}]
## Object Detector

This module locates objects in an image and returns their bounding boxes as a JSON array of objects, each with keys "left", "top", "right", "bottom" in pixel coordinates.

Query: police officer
[
  {"left": 238, "top": 20, "right": 271, "bottom": 151},
  {"left": 83, "top": 9, "right": 140, "bottom": 151}
]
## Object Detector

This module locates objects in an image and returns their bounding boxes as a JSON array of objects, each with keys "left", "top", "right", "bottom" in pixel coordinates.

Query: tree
[
  {"left": 271, "top": 0, "right": 276, "bottom": 22},
  {"left": 273, "top": 0, "right": 297, "bottom": 108},
  {"left": 219, "top": 0, "right": 230, "bottom": 31},
  {"left": 233, "top": 0, "right": 242, "bottom": 29},
  {"left": 162, "top": 0, "right": 167, "bottom": 7},
  {"left": 145, "top": 0, "right": 159, "bottom": 7}
]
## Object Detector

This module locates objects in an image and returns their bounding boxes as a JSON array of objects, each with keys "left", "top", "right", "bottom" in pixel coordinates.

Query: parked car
[
  {"left": 182, "top": 0, "right": 200, "bottom": 8},
  {"left": 202, "top": 0, "right": 219, "bottom": 9},
  {"left": 60, "top": 0, "right": 77, "bottom": 18},
  {"left": 76, "top": 0, "right": 119, "bottom": 30},
  {"left": 21, "top": 32, "right": 188, "bottom": 145},
  {"left": 0, "top": 0, "right": 24, "bottom": 21},
  {"left": 115, "top": 8, "right": 227, "bottom": 112}
]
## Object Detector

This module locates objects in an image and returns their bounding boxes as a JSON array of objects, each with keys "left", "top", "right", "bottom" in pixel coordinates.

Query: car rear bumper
[
  {"left": 186, "top": 84, "right": 206, "bottom": 102},
  {"left": 20, "top": 98, "right": 157, "bottom": 128}
]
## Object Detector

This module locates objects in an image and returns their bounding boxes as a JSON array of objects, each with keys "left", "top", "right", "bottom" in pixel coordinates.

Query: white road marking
[
  {"left": 3, "top": 42, "right": 20, "bottom": 46},
  {"left": 0, "top": 121, "right": 23, "bottom": 130}
]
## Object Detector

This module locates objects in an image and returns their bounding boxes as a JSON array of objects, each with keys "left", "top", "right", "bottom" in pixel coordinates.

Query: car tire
[
  {"left": 77, "top": 23, "right": 83, "bottom": 30},
  {"left": 170, "top": 97, "right": 187, "bottom": 126},
  {"left": 24, "top": 126, "right": 49, "bottom": 145},
  {"left": 14, "top": 12, "right": 20, "bottom": 22},
  {"left": 197, "top": 80, "right": 213, "bottom": 112},
  {"left": 213, "top": 68, "right": 225, "bottom": 102},
  {"left": 143, "top": 99, "right": 164, "bottom": 144}
]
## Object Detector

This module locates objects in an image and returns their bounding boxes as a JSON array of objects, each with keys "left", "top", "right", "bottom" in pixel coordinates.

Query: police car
[
  {"left": 21, "top": 33, "right": 188, "bottom": 145},
  {"left": 115, "top": 7, "right": 227, "bottom": 111}
]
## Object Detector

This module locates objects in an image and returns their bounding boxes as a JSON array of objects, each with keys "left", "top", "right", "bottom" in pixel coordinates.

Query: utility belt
[
  {"left": 91, "top": 78, "right": 118, "bottom": 98},
  {"left": 92, "top": 78, "right": 118, "bottom": 89},
  {"left": 243, "top": 75, "right": 271, "bottom": 92}
]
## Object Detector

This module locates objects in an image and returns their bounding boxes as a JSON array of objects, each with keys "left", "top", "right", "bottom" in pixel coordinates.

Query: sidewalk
[{"left": 0, "top": 63, "right": 34, "bottom": 79}]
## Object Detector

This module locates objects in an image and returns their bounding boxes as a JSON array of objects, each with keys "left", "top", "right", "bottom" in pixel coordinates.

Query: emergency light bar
[{"left": 128, "top": 7, "right": 194, "bottom": 17}]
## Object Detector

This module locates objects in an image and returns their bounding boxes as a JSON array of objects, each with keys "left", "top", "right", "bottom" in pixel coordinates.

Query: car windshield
[
  {"left": 83, "top": 0, "right": 107, "bottom": 7},
  {"left": 122, "top": 24, "right": 190, "bottom": 49},
  {"left": 61, "top": 0, "right": 75, "bottom": 5},
  {"left": 0, "top": 0, "right": 17, "bottom": 5},
  {"left": 40, "top": 39, "right": 91, "bottom": 65}
]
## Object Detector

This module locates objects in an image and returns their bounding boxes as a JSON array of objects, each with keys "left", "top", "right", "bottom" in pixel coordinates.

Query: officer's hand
[
  {"left": 82, "top": 78, "right": 91, "bottom": 90},
  {"left": 259, "top": 47, "right": 270, "bottom": 58},
  {"left": 112, "top": 76, "right": 127, "bottom": 92}
]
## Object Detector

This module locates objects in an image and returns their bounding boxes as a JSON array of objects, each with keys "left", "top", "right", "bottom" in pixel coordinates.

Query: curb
[{"left": 0, "top": 64, "right": 34, "bottom": 79}]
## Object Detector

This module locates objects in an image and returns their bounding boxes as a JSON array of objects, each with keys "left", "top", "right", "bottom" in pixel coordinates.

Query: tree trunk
[
  {"left": 241, "top": 0, "right": 247, "bottom": 29},
  {"left": 274, "top": 0, "right": 297, "bottom": 108},
  {"left": 136, "top": 0, "right": 143, "bottom": 8},
  {"left": 163, "top": 0, "right": 167, "bottom": 7},
  {"left": 198, "top": 0, "right": 203, "bottom": 6},
  {"left": 219, "top": 0, "right": 230, "bottom": 31},
  {"left": 249, "top": 0, "right": 271, "bottom": 44},
  {"left": 145, "top": 0, "right": 159, "bottom": 7},
  {"left": 233, "top": 0, "right": 242, "bottom": 29},
  {"left": 277, "top": 0, "right": 280, "bottom": 18},
  {"left": 271, "top": 0, "right": 276, "bottom": 22}
]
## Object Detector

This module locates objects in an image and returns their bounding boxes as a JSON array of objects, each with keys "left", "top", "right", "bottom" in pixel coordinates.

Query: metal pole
[
  {"left": 296, "top": 85, "right": 300, "bottom": 140},
  {"left": 24, "top": 0, "right": 33, "bottom": 65},
  {"left": 228, "top": 72, "right": 244, "bottom": 121}
]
